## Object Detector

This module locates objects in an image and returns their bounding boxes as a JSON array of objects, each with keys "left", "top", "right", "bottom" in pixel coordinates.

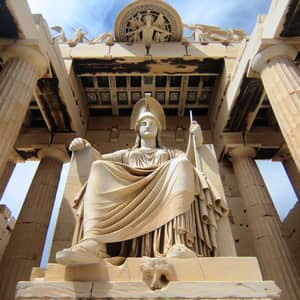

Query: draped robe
[{"left": 75, "top": 147, "right": 228, "bottom": 257}]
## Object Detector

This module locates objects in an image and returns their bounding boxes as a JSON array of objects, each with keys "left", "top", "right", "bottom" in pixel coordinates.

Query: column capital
[
  {"left": 1, "top": 45, "right": 48, "bottom": 78},
  {"left": 228, "top": 146, "right": 256, "bottom": 158},
  {"left": 38, "top": 146, "right": 70, "bottom": 163},
  {"left": 272, "top": 144, "right": 291, "bottom": 162},
  {"left": 251, "top": 44, "right": 297, "bottom": 74},
  {"left": 9, "top": 149, "right": 25, "bottom": 163}
]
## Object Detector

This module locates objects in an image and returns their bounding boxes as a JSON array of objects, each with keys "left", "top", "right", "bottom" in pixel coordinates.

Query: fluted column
[
  {"left": 282, "top": 155, "right": 300, "bottom": 200},
  {"left": 0, "top": 148, "right": 68, "bottom": 300},
  {"left": 273, "top": 146, "right": 300, "bottom": 201},
  {"left": 252, "top": 44, "right": 300, "bottom": 173},
  {"left": 0, "top": 45, "right": 47, "bottom": 175},
  {"left": 229, "top": 146, "right": 300, "bottom": 300},
  {"left": 0, "top": 161, "right": 16, "bottom": 199}
]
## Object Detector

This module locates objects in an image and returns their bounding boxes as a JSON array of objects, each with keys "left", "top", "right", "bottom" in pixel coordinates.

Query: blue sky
[
  {"left": 0, "top": 0, "right": 298, "bottom": 264},
  {"left": 27, "top": 0, "right": 272, "bottom": 39}
]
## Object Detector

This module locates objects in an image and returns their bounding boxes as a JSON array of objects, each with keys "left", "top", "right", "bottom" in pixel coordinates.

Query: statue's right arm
[
  {"left": 69, "top": 137, "right": 103, "bottom": 160},
  {"left": 69, "top": 137, "right": 92, "bottom": 152},
  {"left": 69, "top": 138, "right": 127, "bottom": 163}
]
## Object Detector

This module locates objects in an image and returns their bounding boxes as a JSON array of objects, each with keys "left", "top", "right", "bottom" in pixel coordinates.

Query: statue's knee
[
  {"left": 91, "top": 159, "right": 110, "bottom": 170},
  {"left": 172, "top": 156, "right": 191, "bottom": 167}
]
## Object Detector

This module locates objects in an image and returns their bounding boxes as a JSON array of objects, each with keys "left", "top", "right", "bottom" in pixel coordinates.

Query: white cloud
[
  {"left": 27, "top": 0, "right": 133, "bottom": 39},
  {"left": 28, "top": 0, "right": 81, "bottom": 25},
  {"left": 170, "top": 0, "right": 271, "bottom": 33},
  {"left": 28, "top": 0, "right": 85, "bottom": 37}
]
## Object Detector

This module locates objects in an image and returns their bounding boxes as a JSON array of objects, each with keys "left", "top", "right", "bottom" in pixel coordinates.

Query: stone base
[{"left": 16, "top": 257, "right": 281, "bottom": 299}]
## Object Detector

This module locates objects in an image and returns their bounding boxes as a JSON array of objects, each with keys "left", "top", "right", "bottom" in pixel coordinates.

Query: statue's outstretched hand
[
  {"left": 69, "top": 137, "right": 91, "bottom": 152},
  {"left": 189, "top": 121, "right": 203, "bottom": 148}
]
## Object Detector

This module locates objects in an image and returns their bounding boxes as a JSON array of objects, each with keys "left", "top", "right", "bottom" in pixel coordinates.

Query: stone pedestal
[
  {"left": 229, "top": 146, "right": 300, "bottom": 300},
  {"left": 0, "top": 45, "right": 47, "bottom": 175},
  {"left": 15, "top": 257, "right": 280, "bottom": 299},
  {"left": 252, "top": 44, "right": 300, "bottom": 173},
  {"left": 0, "top": 148, "right": 67, "bottom": 300},
  {"left": 0, "top": 161, "right": 16, "bottom": 198}
]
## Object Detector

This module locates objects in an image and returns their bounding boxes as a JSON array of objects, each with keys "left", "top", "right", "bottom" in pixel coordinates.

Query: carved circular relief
[{"left": 114, "top": 0, "right": 183, "bottom": 43}]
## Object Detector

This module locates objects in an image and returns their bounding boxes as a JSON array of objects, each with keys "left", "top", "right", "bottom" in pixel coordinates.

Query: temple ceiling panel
[{"left": 71, "top": 58, "right": 223, "bottom": 117}]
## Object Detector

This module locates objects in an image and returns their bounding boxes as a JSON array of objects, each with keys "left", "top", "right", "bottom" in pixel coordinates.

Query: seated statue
[{"left": 56, "top": 97, "right": 228, "bottom": 265}]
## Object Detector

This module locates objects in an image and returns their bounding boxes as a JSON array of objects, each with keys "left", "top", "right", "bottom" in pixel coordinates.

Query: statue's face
[{"left": 138, "top": 117, "right": 158, "bottom": 139}]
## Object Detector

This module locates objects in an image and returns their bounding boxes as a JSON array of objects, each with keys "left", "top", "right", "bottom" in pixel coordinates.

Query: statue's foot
[
  {"left": 56, "top": 240, "right": 109, "bottom": 265},
  {"left": 166, "top": 244, "right": 197, "bottom": 258}
]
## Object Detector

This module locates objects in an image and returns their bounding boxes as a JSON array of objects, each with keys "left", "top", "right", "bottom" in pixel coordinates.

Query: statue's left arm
[{"left": 185, "top": 121, "right": 203, "bottom": 164}]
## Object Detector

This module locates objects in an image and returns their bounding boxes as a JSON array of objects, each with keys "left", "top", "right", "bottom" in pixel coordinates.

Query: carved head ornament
[
  {"left": 131, "top": 96, "right": 167, "bottom": 131},
  {"left": 140, "top": 258, "right": 175, "bottom": 290}
]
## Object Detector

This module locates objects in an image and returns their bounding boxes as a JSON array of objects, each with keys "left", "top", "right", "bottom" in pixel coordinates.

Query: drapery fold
[{"left": 73, "top": 148, "right": 228, "bottom": 257}]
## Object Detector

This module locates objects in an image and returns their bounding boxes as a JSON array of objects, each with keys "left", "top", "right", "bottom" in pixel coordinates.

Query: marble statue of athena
[{"left": 56, "top": 97, "right": 228, "bottom": 265}]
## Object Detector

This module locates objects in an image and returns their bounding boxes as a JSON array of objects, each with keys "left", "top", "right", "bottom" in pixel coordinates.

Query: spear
[{"left": 189, "top": 110, "right": 202, "bottom": 170}]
